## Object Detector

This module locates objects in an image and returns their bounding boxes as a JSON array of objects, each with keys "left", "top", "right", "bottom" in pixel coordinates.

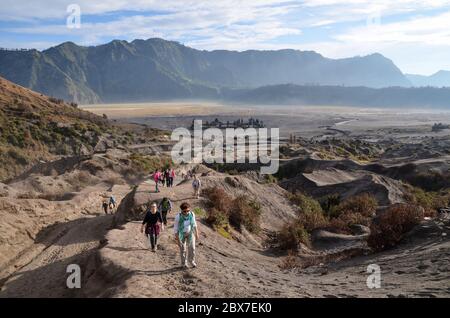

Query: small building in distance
[
  {"left": 432, "top": 122, "right": 450, "bottom": 132},
  {"left": 191, "top": 118, "right": 266, "bottom": 130}
]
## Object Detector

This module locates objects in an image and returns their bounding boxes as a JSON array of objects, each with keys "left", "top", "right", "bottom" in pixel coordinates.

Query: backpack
[
  {"left": 161, "top": 199, "right": 171, "bottom": 211},
  {"left": 192, "top": 179, "right": 200, "bottom": 188}
]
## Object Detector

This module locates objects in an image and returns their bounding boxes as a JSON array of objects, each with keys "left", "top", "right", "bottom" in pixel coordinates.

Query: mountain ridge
[
  {"left": 0, "top": 38, "right": 412, "bottom": 104},
  {"left": 406, "top": 70, "right": 450, "bottom": 87}
]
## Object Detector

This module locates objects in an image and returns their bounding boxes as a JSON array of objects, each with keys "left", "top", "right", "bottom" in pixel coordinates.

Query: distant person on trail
[
  {"left": 102, "top": 200, "right": 109, "bottom": 214},
  {"left": 174, "top": 202, "right": 199, "bottom": 268},
  {"left": 169, "top": 169, "right": 176, "bottom": 187},
  {"left": 109, "top": 195, "right": 117, "bottom": 212},
  {"left": 192, "top": 175, "right": 201, "bottom": 199},
  {"left": 164, "top": 169, "right": 171, "bottom": 187},
  {"left": 158, "top": 197, "right": 172, "bottom": 226},
  {"left": 153, "top": 170, "right": 161, "bottom": 193},
  {"left": 141, "top": 202, "right": 164, "bottom": 252}
]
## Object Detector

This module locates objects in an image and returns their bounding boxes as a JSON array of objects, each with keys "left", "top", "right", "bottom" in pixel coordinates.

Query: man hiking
[
  {"left": 102, "top": 200, "right": 109, "bottom": 214},
  {"left": 158, "top": 197, "right": 172, "bottom": 226},
  {"left": 164, "top": 169, "right": 171, "bottom": 187},
  {"left": 192, "top": 175, "right": 201, "bottom": 199},
  {"left": 174, "top": 202, "right": 199, "bottom": 269},
  {"left": 141, "top": 202, "right": 164, "bottom": 252}
]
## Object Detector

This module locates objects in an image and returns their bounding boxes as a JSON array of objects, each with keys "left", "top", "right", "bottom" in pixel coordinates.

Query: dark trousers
[
  {"left": 168, "top": 177, "right": 174, "bottom": 187},
  {"left": 148, "top": 233, "right": 158, "bottom": 249},
  {"left": 161, "top": 210, "right": 168, "bottom": 225}
]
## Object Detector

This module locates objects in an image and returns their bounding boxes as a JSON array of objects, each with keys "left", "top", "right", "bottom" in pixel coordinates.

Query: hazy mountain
[
  {"left": 222, "top": 84, "right": 450, "bottom": 108},
  {"left": 0, "top": 38, "right": 411, "bottom": 104},
  {"left": 406, "top": 70, "right": 450, "bottom": 87}
]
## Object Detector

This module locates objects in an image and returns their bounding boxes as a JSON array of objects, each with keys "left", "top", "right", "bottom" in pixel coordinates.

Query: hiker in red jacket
[
  {"left": 153, "top": 170, "right": 161, "bottom": 193},
  {"left": 169, "top": 169, "right": 176, "bottom": 187}
]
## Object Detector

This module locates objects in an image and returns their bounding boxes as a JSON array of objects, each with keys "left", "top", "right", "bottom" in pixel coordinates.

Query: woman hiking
[
  {"left": 169, "top": 169, "right": 176, "bottom": 187},
  {"left": 192, "top": 175, "right": 201, "bottom": 199},
  {"left": 174, "top": 202, "right": 199, "bottom": 269},
  {"left": 141, "top": 202, "right": 164, "bottom": 252},
  {"left": 152, "top": 170, "right": 161, "bottom": 193}
]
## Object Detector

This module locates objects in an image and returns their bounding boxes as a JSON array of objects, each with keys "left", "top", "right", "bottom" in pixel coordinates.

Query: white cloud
[{"left": 1, "top": 0, "right": 450, "bottom": 74}]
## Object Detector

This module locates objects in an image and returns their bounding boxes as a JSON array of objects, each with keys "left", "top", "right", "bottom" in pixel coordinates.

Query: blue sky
[{"left": 1, "top": 0, "right": 450, "bottom": 75}]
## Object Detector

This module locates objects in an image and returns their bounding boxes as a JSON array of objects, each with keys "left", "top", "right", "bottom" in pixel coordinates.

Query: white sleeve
[
  {"left": 192, "top": 212, "right": 197, "bottom": 228},
  {"left": 174, "top": 214, "right": 179, "bottom": 234}
]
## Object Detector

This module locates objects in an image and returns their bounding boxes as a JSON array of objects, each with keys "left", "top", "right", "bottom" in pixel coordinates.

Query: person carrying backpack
[
  {"left": 192, "top": 175, "right": 201, "bottom": 199},
  {"left": 174, "top": 202, "right": 199, "bottom": 268},
  {"left": 109, "top": 195, "right": 117, "bottom": 212},
  {"left": 141, "top": 202, "right": 164, "bottom": 252},
  {"left": 158, "top": 197, "right": 172, "bottom": 226}
]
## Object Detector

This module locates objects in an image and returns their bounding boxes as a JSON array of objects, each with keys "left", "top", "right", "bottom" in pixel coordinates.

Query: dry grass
[
  {"left": 203, "top": 186, "right": 261, "bottom": 233},
  {"left": 278, "top": 220, "right": 311, "bottom": 250},
  {"left": 368, "top": 204, "right": 424, "bottom": 252}
]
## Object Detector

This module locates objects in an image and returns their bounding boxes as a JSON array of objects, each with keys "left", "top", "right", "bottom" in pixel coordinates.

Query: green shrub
[
  {"left": 289, "top": 193, "right": 328, "bottom": 231},
  {"left": 408, "top": 186, "right": 448, "bottom": 217},
  {"left": 128, "top": 153, "right": 173, "bottom": 174},
  {"left": 203, "top": 187, "right": 261, "bottom": 233},
  {"left": 319, "top": 193, "right": 341, "bottom": 216},
  {"left": 229, "top": 196, "right": 261, "bottom": 233},
  {"left": 278, "top": 220, "right": 311, "bottom": 250},
  {"left": 193, "top": 207, "right": 207, "bottom": 218},
  {"left": 330, "top": 193, "right": 378, "bottom": 218},
  {"left": 205, "top": 207, "right": 229, "bottom": 228},
  {"left": 289, "top": 193, "right": 323, "bottom": 214}
]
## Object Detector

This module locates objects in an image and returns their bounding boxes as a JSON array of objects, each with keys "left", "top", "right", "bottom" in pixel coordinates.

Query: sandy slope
[
  {"left": 0, "top": 169, "right": 449, "bottom": 298},
  {"left": 82, "top": 176, "right": 450, "bottom": 298}
]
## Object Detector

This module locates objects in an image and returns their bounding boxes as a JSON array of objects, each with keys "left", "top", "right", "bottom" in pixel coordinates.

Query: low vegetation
[
  {"left": 279, "top": 192, "right": 380, "bottom": 250},
  {"left": 203, "top": 186, "right": 262, "bottom": 234},
  {"left": 128, "top": 153, "right": 173, "bottom": 175},
  {"left": 368, "top": 204, "right": 424, "bottom": 252},
  {"left": 406, "top": 186, "right": 449, "bottom": 217}
]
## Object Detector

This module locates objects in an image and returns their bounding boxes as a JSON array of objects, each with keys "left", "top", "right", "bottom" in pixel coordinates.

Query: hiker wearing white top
[
  {"left": 192, "top": 175, "right": 201, "bottom": 199},
  {"left": 174, "top": 202, "right": 199, "bottom": 269}
]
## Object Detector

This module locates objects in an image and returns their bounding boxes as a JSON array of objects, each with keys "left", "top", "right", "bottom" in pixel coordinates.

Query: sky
[{"left": 1, "top": 0, "right": 450, "bottom": 75}]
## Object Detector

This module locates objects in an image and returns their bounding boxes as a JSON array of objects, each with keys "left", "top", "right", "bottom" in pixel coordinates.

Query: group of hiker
[
  {"left": 99, "top": 167, "right": 202, "bottom": 268},
  {"left": 141, "top": 198, "right": 199, "bottom": 269},
  {"left": 153, "top": 168, "right": 176, "bottom": 193},
  {"left": 101, "top": 194, "right": 117, "bottom": 214}
]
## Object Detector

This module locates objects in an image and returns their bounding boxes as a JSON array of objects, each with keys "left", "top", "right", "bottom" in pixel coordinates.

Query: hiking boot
[
  {"left": 151, "top": 247, "right": 156, "bottom": 252},
  {"left": 154, "top": 245, "right": 158, "bottom": 251},
  {"left": 191, "top": 262, "right": 197, "bottom": 268}
]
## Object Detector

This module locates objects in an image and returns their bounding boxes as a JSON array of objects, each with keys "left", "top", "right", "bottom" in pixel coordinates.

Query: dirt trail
[{"left": 84, "top": 179, "right": 310, "bottom": 297}]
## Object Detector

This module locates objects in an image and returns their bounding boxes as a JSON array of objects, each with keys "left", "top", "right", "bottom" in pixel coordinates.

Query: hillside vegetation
[{"left": 0, "top": 76, "right": 131, "bottom": 181}]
